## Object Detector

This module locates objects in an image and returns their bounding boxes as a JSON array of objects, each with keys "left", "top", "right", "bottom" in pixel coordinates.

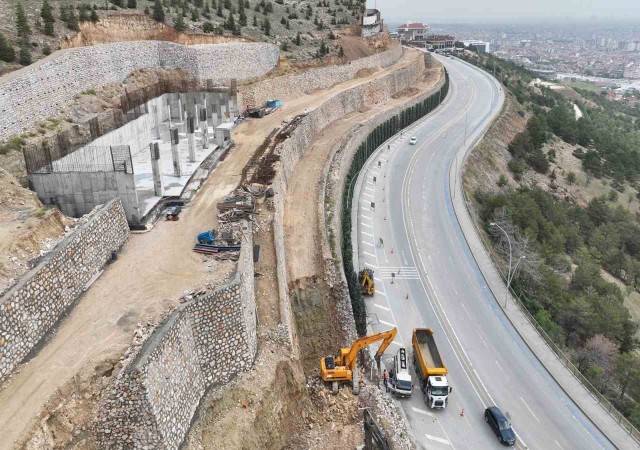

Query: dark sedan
[{"left": 484, "top": 406, "right": 516, "bottom": 446}]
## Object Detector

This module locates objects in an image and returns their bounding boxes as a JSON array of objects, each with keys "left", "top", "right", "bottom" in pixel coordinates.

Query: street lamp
[{"left": 490, "top": 222, "right": 525, "bottom": 308}]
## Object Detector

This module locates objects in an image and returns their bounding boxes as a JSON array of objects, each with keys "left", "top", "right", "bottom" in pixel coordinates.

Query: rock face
[
  {"left": 0, "top": 199, "right": 129, "bottom": 382},
  {"left": 0, "top": 41, "right": 279, "bottom": 142},
  {"left": 97, "top": 223, "right": 256, "bottom": 450}
]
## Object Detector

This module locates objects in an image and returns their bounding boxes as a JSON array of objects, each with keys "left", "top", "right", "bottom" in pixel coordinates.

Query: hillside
[
  {"left": 461, "top": 49, "right": 640, "bottom": 430},
  {"left": 0, "top": 0, "right": 371, "bottom": 75}
]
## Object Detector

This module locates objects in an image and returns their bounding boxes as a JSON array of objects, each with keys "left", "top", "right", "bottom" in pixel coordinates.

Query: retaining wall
[
  {"left": 239, "top": 42, "right": 403, "bottom": 109},
  {"left": 0, "top": 41, "right": 279, "bottom": 142},
  {"left": 270, "top": 47, "right": 426, "bottom": 345},
  {"left": 0, "top": 199, "right": 129, "bottom": 382},
  {"left": 97, "top": 222, "right": 256, "bottom": 449}
]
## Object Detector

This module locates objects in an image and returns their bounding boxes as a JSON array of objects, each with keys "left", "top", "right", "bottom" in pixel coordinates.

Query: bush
[
  {"left": 566, "top": 171, "right": 577, "bottom": 185},
  {"left": 507, "top": 158, "right": 525, "bottom": 180},
  {"left": 497, "top": 174, "right": 508, "bottom": 187}
]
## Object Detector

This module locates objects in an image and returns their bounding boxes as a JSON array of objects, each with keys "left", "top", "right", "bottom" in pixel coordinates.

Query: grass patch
[
  {"left": 0, "top": 135, "right": 26, "bottom": 155},
  {"left": 81, "top": 89, "right": 97, "bottom": 96}
]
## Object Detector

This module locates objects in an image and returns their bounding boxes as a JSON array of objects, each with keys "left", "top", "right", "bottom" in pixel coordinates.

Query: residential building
[{"left": 397, "top": 22, "right": 428, "bottom": 42}]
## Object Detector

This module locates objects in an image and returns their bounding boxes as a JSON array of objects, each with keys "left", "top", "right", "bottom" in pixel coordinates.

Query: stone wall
[
  {"left": 97, "top": 222, "right": 256, "bottom": 449},
  {"left": 0, "top": 199, "right": 129, "bottom": 382},
  {"left": 238, "top": 42, "right": 403, "bottom": 109},
  {"left": 0, "top": 41, "right": 279, "bottom": 142}
]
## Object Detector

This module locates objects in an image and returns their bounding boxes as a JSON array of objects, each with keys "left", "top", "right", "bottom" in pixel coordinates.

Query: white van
[{"left": 390, "top": 347, "right": 413, "bottom": 397}]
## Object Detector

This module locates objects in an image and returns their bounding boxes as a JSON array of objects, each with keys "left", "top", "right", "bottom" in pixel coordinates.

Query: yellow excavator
[
  {"left": 320, "top": 327, "right": 397, "bottom": 394},
  {"left": 359, "top": 268, "right": 375, "bottom": 296}
]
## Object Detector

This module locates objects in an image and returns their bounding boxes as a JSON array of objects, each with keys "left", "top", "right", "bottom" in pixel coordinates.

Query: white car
[{"left": 409, "top": 136, "right": 418, "bottom": 145}]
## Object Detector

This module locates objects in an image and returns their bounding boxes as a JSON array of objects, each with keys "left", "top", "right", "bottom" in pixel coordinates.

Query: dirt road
[{"left": 0, "top": 48, "right": 420, "bottom": 449}]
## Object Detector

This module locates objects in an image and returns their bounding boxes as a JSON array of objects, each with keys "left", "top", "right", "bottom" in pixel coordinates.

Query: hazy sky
[{"left": 369, "top": 0, "right": 640, "bottom": 23}]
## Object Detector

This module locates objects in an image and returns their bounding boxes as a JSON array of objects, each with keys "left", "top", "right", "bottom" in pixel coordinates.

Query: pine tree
[
  {"left": 41, "top": 0, "right": 55, "bottom": 37},
  {"left": 225, "top": 13, "right": 235, "bottom": 30},
  {"left": 216, "top": 1, "right": 223, "bottom": 16},
  {"left": 294, "top": 31, "right": 301, "bottom": 45},
  {"left": 59, "top": 5, "right": 68, "bottom": 22},
  {"left": 263, "top": 17, "right": 270, "bottom": 35},
  {"left": 233, "top": 22, "right": 241, "bottom": 35},
  {"left": 127, "top": 0, "right": 137, "bottom": 8},
  {"left": 19, "top": 40, "right": 32, "bottom": 65},
  {"left": 153, "top": 0, "right": 166, "bottom": 22},
  {"left": 285, "top": 19, "right": 289, "bottom": 29},
  {"left": 42, "top": 43, "right": 52, "bottom": 55},
  {"left": 252, "top": 14, "right": 257, "bottom": 26},
  {"left": 239, "top": 8, "right": 246, "bottom": 25},
  {"left": 174, "top": 14, "right": 186, "bottom": 30},
  {"left": 66, "top": 8, "right": 79, "bottom": 31},
  {"left": 191, "top": 8, "right": 198, "bottom": 21},
  {"left": 16, "top": 2, "right": 31, "bottom": 38},
  {"left": 0, "top": 33, "right": 16, "bottom": 62},
  {"left": 223, "top": 0, "right": 231, "bottom": 9},
  {"left": 79, "top": 6, "right": 89, "bottom": 22},
  {"left": 90, "top": 9, "right": 99, "bottom": 21},
  {"left": 194, "top": 0, "right": 203, "bottom": 7}
]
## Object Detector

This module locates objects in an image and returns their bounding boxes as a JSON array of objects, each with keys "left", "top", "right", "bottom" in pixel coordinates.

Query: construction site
[{"left": 0, "top": 10, "right": 446, "bottom": 449}]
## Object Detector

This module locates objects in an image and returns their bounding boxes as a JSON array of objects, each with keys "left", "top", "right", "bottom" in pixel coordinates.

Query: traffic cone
[
  {"left": 460, "top": 409, "right": 464, "bottom": 417},
  {"left": 390, "top": 248, "right": 394, "bottom": 254}
]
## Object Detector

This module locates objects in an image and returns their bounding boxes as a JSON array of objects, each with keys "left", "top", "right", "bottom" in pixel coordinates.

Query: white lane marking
[
  {"left": 476, "top": 330, "right": 488, "bottom": 348},
  {"left": 361, "top": 214, "right": 372, "bottom": 220},
  {"left": 554, "top": 440, "right": 564, "bottom": 450},
  {"left": 374, "top": 303, "right": 390, "bottom": 311},
  {"left": 376, "top": 290, "right": 386, "bottom": 297},
  {"left": 450, "top": 281, "right": 458, "bottom": 295},
  {"left": 364, "top": 186, "right": 374, "bottom": 192},
  {"left": 361, "top": 230, "right": 374, "bottom": 237},
  {"left": 361, "top": 207, "right": 371, "bottom": 212},
  {"left": 412, "top": 407, "right": 434, "bottom": 417},
  {"left": 361, "top": 222, "right": 373, "bottom": 228},
  {"left": 363, "top": 192, "right": 373, "bottom": 198},
  {"left": 424, "top": 434, "right": 451, "bottom": 446},
  {"left": 363, "top": 251, "right": 377, "bottom": 257},
  {"left": 374, "top": 277, "right": 383, "bottom": 282},
  {"left": 520, "top": 397, "right": 540, "bottom": 423},
  {"left": 379, "top": 319, "right": 395, "bottom": 327},
  {"left": 362, "top": 241, "right": 375, "bottom": 247},
  {"left": 460, "top": 302, "right": 471, "bottom": 319}
]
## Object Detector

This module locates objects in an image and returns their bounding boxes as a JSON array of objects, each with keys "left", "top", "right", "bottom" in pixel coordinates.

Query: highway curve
[{"left": 353, "top": 54, "right": 615, "bottom": 449}]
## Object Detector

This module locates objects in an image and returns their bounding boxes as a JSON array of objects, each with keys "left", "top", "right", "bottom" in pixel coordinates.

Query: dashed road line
[
  {"left": 520, "top": 397, "right": 540, "bottom": 423},
  {"left": 424, "top": 434, "right": 451, "bottom": 446},
  {"left": 374, "top": 303, "right": 390, "bottom": 311}
]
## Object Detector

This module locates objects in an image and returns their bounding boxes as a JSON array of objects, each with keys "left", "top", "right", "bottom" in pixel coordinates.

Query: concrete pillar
[
  {"left": 199, "top": 107, "right": 209, "bottom": 149},
  {"left": 169, "top": 94, "right": 181, "bottom": 121},
  {"left": 170, "top": 128, "right": 181, "bottom": 177},
  {"left": 215, "top": 95, "right": 223, "bottom": 124},
  {"left": 150, "top": 142, "right": 163, "bottom": 196},
  {"left": 187, "top": 117, "right": 196, "bottom": 162},
  {"left": 153, "top": 104, "right": 161, "bottom": 139},
  {"left": 178, "top": 97, "right": 184, "bottom": 123}
]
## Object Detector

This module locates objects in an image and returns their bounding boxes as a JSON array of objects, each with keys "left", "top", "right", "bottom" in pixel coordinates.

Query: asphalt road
[{"left": 353, "top": 55, "right": 614, "bottom": 450}]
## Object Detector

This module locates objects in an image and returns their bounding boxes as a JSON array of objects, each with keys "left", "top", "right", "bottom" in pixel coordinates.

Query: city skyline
[{"left": 370, "top": 0, "right": 640, "bottom": 23}]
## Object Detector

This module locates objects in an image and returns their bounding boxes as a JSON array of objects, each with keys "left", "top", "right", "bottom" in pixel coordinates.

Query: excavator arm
[{"left": 343, "top": 327, "right": 397, "bottom": 369}]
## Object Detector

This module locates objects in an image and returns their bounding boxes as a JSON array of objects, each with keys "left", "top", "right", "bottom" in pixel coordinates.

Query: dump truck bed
[{"left": 413, "top": 328, "right": 447, "bottom": 378}]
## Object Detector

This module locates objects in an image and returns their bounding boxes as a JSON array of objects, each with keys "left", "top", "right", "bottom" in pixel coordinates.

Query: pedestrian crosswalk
[{"left": 376, "top": 266, "right": 419, "bottom": 280}]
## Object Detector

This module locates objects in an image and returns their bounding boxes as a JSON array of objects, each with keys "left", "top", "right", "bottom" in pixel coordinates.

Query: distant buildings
[
  {"left": 360, "top": 9, "right": 383, "bottom": 38},
  {"left": 397, "top": 22, "right": 428, "bottom": 42},
  {"left": 624, "top": 62, "right": 640, "bottom": 80},
  {"left": 427, "top": 35, "right": 456, "bottom": 51},
  {"left": 463, "top": 40, "right": 490, "bottom": 53}
]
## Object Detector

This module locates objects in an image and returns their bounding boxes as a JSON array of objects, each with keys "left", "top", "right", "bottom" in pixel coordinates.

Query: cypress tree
[
  {"left": 216, "top": 1, "right": 223, "bottom": 16},
  {"left": 41, "top": 0, "right": 55, "bottom": 37},
  {"left": 263, "top": 17, "right": 270, "bottom": 36},
  {"left": 294, "top": 31, "right": 301, "bottom": 45},
  {"left": 153, "top": 0, "right": 166, "bottom": 22},
  {"left": 0, "top": 33, "right": 16, "bottom": 62},
  {"left": 16, "top": 2, "right": 31, "bottom": 37},
  {"left": 252, "top": 14, "right": 257, "bottom": 26}
]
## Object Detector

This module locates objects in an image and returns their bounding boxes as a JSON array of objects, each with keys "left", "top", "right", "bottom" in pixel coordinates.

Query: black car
[{"left": 484, "top": 406, "right": 516, "bottom": 446}]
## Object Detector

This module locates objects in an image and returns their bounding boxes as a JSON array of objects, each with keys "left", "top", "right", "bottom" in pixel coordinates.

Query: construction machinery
[
  {"left": 320, "top": 327, "right": 397, "bottom": 394},
  {"left": 359, "top": 268, "right": 375, "bottom": 295},
  {"left": 413, "top": 328, "right": 452, "bottom": 408}
]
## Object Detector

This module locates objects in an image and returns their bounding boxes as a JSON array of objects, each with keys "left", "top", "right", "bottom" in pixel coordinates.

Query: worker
[
  {"left": 383, "top": 369, "right": 389, "bottom": 392},
  {"left": 387, "top": 144, "right": 390, "bottom": 151}
]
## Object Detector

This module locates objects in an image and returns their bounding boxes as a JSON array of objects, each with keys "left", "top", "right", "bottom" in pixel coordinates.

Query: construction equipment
[
  {"left": 359, "top": 268, "right": 375, "bottom": 295},
  {"left": 320, "top": 328, "right": 397, "bottom": 394},
  {"left": 197, "top": 230, "right": 216, "bottom": 245},
  {"left": 413, "top": 328, "right": 452, "bottom": 408},
  {"left": 165, "top": 205, "right": 182, "bottom": 221}
]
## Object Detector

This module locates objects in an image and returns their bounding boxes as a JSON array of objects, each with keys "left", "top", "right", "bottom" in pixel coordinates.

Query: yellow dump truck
[{"left": 412, "top": 328, "right": 452, "bottom": 408}]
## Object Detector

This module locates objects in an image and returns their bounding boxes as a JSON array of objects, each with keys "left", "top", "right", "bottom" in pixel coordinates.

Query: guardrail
[{"left": 456, "top": 59, "right": 640, "bottom": 444}]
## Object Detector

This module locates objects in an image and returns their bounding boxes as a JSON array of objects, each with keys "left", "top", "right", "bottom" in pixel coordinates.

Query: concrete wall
[
  {"left": 97, "top": 223, "right": 255, "bottom": 449},
  {"left": 30, "top": 170, "right": 140, "bottom": 224},
  {"left": 0, "top": 41, "right": 279, "bottom": 142},
  {"left": 0, "top": 199, "right": 129, "bottom": 382},
  {"left": 238, "top": 42, "right": 403, "bottom": 109}
]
